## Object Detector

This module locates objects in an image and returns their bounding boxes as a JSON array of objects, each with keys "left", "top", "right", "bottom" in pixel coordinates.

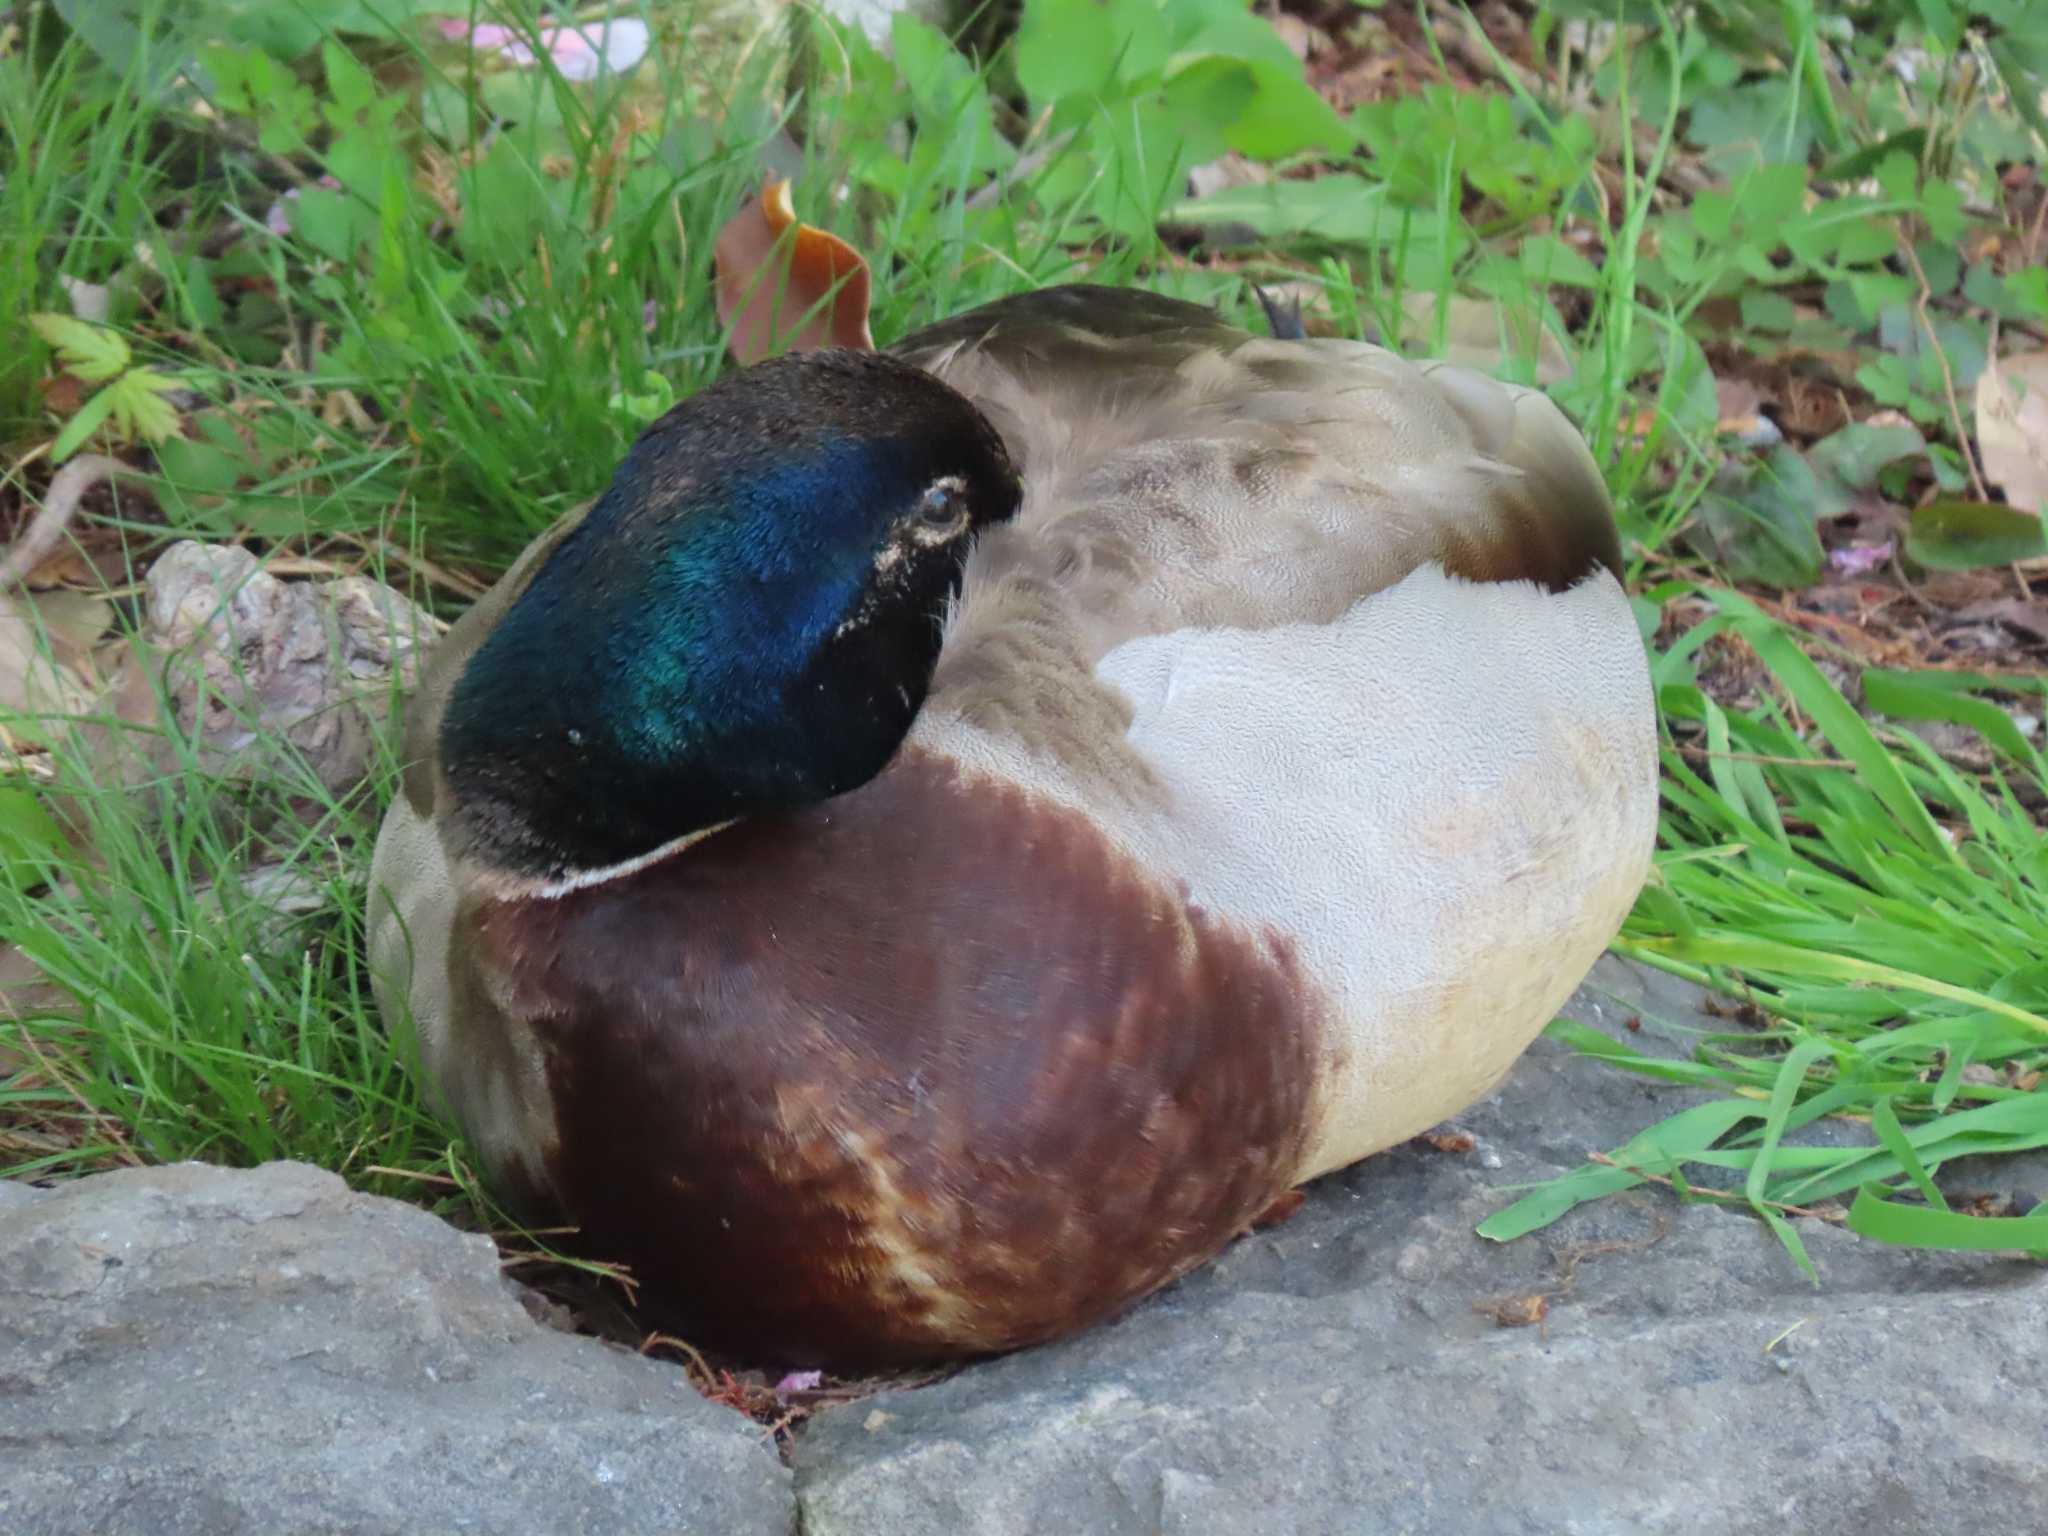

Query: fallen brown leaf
[
  {"left": 38, "top": 373, "right": 86, "bottom": 419},
  {"left": 1474, "top": 1293, "right": 1549, "bottom": 1329},
  {"left": 1419, "top": 1129, "right": 1476, "bottom": 1154},
  {"left": 1958, "top": 596, "right": 2048, "bottom": 642},
  {"left": 1714, "top": 375, "right": 1766, "bottom": 432},
  {"left": 0, "top": 592, "right": 101, "bottom": 735},
  {"left": 1975, "top": 349, "right": 2048, "bottom": 516},
  {"left": 712, "top": 176, "right": 874, "bottom": 367}
]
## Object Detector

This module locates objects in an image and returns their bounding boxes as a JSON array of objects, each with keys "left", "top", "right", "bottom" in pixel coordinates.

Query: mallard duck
[{"left": 368, "top": 282, "right": 1658, "bottom": 1367}]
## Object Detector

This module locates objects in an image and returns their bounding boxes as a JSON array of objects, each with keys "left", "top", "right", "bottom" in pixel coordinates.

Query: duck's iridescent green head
[{"left": 440, "top": 350, "right": 1021, "bottom": 882}]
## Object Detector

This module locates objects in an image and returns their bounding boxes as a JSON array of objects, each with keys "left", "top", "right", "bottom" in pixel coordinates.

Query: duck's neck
[{"left": 438, "top": 444, "right": 964, "bottom": 885}]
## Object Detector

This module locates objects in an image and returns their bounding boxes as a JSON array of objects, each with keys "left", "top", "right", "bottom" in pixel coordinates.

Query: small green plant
[{"left": 27, "top": 314, "right": 185, "bottom": 463}]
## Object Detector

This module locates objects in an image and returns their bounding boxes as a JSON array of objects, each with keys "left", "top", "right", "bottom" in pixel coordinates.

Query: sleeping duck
[{"left": 367, "top": 279, "right": 1658, "bottom": 1367}]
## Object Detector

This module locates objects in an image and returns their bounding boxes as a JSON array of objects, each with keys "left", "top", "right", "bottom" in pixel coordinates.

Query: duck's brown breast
[{"left": 454, "top": 748, "right": 1328, "bottom": 1367}]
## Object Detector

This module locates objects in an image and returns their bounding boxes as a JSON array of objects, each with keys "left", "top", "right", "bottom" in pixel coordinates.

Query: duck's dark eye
[
  {"left": 917, "top": 485, "right": 962, "bottom": 527},
  {"left": 909, "top": 478, "right": 971, "bottom": 539}
]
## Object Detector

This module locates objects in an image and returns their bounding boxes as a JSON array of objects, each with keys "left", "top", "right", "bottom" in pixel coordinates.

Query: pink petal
[
  {"left": 439, "top": 19, "right": 546, "bottom": 69},
  {"left": 440, "top": 19, "right": 521, "bottom": 50},
  {"left": 541, "top": 27, "right": 601, "bottom": 79},
  {"left": 1829, "top": 541, "right": 1894, "bottom": 576},
  {"left": 540, "top": 18, "right": 650, "bottom": 80},
  {"left": 439, "top": 15, "right": 649, "bottom": 79}
]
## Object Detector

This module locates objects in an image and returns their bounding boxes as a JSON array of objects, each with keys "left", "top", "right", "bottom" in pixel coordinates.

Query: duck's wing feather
[
  {"left": 891, "top": 283, "right": 1621, "bottom": 630},
  {"left": 894, "top": 285, "right": 1658, "bottom": 1181},
  {"left": 890, "top": 281, "right": 1633, "bottom": 786}
]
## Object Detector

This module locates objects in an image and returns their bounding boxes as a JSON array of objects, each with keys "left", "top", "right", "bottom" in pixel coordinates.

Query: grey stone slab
[{"left": 0, "top": 1161, "right": 791, "bottom": 1536}]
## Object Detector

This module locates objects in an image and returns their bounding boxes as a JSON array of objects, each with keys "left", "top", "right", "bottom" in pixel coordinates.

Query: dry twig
[{"left": 1, "top": 454, "right": 144, "bottom": 592}]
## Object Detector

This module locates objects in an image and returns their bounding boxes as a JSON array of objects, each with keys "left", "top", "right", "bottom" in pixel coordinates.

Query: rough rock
[
  {"left": 130, "top": 540, "right": 440, "bottom": 791},
  {"left": 794, "top": 956, "right": 2048, "bottom": 1536},
  {"left": 0, "top": 1161, "right": 790, "bottom": 1536}
]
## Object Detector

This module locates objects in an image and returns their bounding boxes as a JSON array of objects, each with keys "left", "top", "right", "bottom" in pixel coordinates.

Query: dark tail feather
[{"left": 1253, "top": 285, "right": 1306, "bottom": 341}]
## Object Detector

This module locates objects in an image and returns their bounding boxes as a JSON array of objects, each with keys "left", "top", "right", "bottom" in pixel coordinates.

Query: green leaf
[
  {"left": 155, "top": 433, "right": 246, "bottom": 497},
  {"left": 1757, "top": 1202, "right": 1820, "bottom": 1283},
  {"left": 1915, "top": 239, "right": 1960, "bottom": 298},
  {"left": 1921, "top": 180, "right": 1966, "bottom": 243},
  {"left": 1692, "top": 447, "right": 1825, "bottom": 589},
  {"left": 49, "top": 387, "right": 119, "bottom": 464},
  {"left": 1686, "top": 80, "right": 1810, "bottom": 169},
  {"left": 153, "top": 429, "right": 249, "bottom": 533},
  {"left": 1824, "top": 217, "right": 1901, "bottom": 270},
  {"left": 1986, "top": 38, "right": 2048, "bottom": 153},
  {"left": 0, "top": 785, "right": 69, "bottom": 891},
  {"left": 892, "top": 16, "right": 1011, "bottom": 177},
  {"left": 1847, "top": 1185, "right": 2048, "bottom": 1252},
  {"left": 1805, "top": 421, "right": 1926, "bottom": 497},
  {"left": 1156, "top": 58, "right": 1257, "bottom": 158},
  {"left": 1016, "top": 0, "right": 1171, "bottom": 100},
  {"left": 459, "top": 138, "right": 555, "bottom": 272},
  {"left": 102, "top": 370, "right": 182, "bottom": 447},
  {"left": 1166, "top": 55, "right": 1352, "bottom": 158},
  {"left": 1874, "top": 150, "right": 1920, "bottom": 203},
  {"left": 1746, "top": 1038, "right": 1833, "bottom": 1212},
  {"left": 1704, "top": 588, "right": 1961, "bottom": 860},
  {"left": 174, "top": 253, "right": 225, "bottom": 333},
  {"left": 28, "top": 314, "right": 131, "bottom": 384},
  {"left": 1514, "top": 235, "right": 1602, "bottom": 290},
  {"left": 1479, "top": 1098, "right": 1763, "bottom": 1243},
  {"left": 1739, "top": 290, "right": 1797, "bottom": 333},
  {"left": 1817, "top": 129, "right": 1927, "bottom": 185},
  {"left": 1912, "top": 0, "right": 1962, "bottom": 52},
  {"left": 1870, "top": 1097, "right": 1948, "bottom": 1212},
  {"left": 322, "top": 38, "right": 379, "bottom": 123},
  {"left": 1630, "top": 934, "right": 2045, "bottom": 1034},
  {"left": 1862, "top": 669, "right": 2047, "bottom": 771},
  {"left": 1475, "top": 1162, "right": 1646, "bottom": 1241},
  {"left": 48, "top": 0, "right": 192, "bottom": 93},
  {"left": 1166, "top": 175, "right": 1403, "bottom": 246},
  {"left": 292, "top": 186, "right": 378, "bottom": 263},
  {"left": 200, "top": 44, "right": 316, "bottom": 152},
  {"left": 607, "top": 371, "right": 677, "bottom": 426},
  {"left": 1905, "top": 500, "right": 2048, "bottom": 571},
  {"left": 1855, "top": 352, "right": 1914, "bottom": 409}
]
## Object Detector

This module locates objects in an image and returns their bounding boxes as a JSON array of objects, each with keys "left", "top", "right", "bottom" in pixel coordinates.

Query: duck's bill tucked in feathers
[{"left": 368, "top": 283, "right": 1658, "bottom": 1366}]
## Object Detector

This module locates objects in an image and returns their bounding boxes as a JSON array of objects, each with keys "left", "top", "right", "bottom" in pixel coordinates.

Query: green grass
[
  {"left": 3, "top": 0, "right": 2045, "bottom": 1273},
  {"left": 1483, "top": 584, "right": 2048, "bottom": 1266}
]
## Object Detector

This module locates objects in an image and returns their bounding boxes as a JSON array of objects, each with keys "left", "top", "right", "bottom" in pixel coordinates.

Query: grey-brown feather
[{"left": 887, "top": 283, "right": 1621, "bottom": 788}]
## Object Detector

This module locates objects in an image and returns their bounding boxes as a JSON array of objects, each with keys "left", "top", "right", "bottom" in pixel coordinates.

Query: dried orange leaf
[
  {"left": 1420, "top": 1129, "right": 1477, "bottom": 1154},
  {"left": 712, "top": 176, "right": 874, "bottom": 366}
]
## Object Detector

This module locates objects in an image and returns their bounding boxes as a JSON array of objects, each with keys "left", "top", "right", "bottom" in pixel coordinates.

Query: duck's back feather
[{"left": 894, "top": 284, "right": 1619, "bottom": 609}]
